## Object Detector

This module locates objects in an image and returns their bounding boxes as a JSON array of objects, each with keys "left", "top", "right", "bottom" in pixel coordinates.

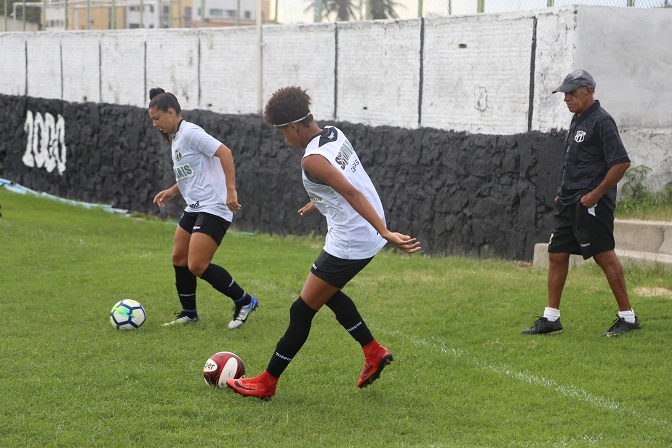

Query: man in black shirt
[{"left": 522, "top": 69, "right": 640, "bottom": 337}]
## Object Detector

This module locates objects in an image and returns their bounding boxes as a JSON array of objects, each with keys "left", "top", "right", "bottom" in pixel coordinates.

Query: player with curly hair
[{"left": 226, "top": 86, "right": 421, "bottom": 399}]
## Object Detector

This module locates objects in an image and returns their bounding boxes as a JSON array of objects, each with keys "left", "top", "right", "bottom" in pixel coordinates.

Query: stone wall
[{"left": 0, "top": 94, "right": 565, "bottom": 260}]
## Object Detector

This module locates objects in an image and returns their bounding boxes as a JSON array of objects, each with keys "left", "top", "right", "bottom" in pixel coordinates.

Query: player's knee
[
  {"left": 290, "top": 297, "right": 317, "bottom": 323},
  {"left": 188, "top": 260, "right": 208, "bottom": 277},
  {"left": 171, "top": 251, "right": 187, "bottom": 266}
]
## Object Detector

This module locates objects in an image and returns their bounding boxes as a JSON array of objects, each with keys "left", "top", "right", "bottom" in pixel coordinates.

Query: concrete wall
[
  {"left": 1, "top": 6, "right": 669, "bottom": 190},
  {"left": 0, "top": 94, "right": 565, "bottom": 260}
]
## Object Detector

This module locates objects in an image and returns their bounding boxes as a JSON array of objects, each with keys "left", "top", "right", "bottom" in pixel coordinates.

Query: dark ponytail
[{"left": 148, "top": 87, "right": 182, "bottom": 114}]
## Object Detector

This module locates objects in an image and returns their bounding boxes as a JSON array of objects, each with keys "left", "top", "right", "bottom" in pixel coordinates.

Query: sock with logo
[
  {"left": 174, "top": 265, "right": 198, "bottom": 318},
  {"left": 543, "top": 307, "right": 561, "bottom": 322},
  {"left": 266, "top": 297, "right": 317, "bottom": 378},
  {"left": 200, "top": 263, "right": 249, "bottom": 305},
  {"left": 325, "top": 291, "right": 374, "bottom": 347},
  {"left": 618, "top": 309, "right": 636, "bottom": 324}
]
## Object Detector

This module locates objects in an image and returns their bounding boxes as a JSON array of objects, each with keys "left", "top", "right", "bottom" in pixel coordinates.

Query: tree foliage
[{"left": 304, "top": 0, "right": 404, "bottom": 21}]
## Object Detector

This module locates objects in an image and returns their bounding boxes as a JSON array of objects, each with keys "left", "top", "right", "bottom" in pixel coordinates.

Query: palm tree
[
  {"left": 305, "top": 0, "right": 358, "bottom": 21},
  {"left": 369, "top": 0, "right": 404, "bottom": 19},
  {"left": 305, "top": 0, "right": 403, "bottom": 22}
]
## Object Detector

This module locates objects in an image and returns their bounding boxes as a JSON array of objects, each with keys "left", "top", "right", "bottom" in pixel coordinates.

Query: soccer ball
[
  {"left": 203, "top": 351, "right": 245, "bottom": 387},
  {"left": 110, "top": 299, "right": 146, "bottom": 330}
]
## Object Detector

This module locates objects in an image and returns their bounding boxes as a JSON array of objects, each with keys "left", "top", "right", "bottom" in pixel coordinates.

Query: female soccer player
[
  {"left": 226, "top": 86, "right": 421, "bottom": 399},
  {"left": 148, "top": 87, "right": 258, "bottom": 329}
]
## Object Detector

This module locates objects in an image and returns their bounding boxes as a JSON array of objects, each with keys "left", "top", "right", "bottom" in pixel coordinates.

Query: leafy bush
[{"left": 617, "top": 165, "right": 672, "bottom": 220}]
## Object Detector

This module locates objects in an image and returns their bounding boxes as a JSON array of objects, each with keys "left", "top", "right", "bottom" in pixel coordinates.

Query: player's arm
[
  {"left": 153, "top": 183, "right": 180, "bottom": 207},
  {"left": 580, "top": 161, "right": 630, "bottom": 208},
  {"left": 302, "top": 155, "right": 421, "bottom": 254},
  {"left": 298, "top": 202, "right": 317, "bottom": 216},
  {"left": 214, "top": 144, "right": 241, "bottom": 212}
]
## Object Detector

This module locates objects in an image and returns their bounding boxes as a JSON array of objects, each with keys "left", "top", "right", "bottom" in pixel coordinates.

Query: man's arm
[{"left": 580, "top": 161, "right": 630, "bottom": 208}]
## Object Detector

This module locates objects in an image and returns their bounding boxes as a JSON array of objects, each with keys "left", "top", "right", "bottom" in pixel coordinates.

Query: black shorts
[
  {"left": 310, "top": 250, "right": 373, "bottom": 289},
  {"left": 178, "top": 211, "right": 231, "bottom": 246},
  {"left": 548, "top": 200, "right": 615, "bottom": 259}
]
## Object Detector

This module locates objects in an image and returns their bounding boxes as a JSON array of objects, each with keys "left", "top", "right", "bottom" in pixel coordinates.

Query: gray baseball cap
[{"left": 552, "top": 69, "right": 596, "bottom": 93}]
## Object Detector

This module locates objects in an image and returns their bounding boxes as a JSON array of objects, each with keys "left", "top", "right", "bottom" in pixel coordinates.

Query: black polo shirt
[{"left": 557, "top": 100, "right": 630, "bottom": 212}]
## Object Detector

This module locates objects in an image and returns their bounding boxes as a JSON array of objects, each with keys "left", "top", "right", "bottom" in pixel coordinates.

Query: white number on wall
[{"left": 22, "top": 111, "right": 67, "bottom": 175}]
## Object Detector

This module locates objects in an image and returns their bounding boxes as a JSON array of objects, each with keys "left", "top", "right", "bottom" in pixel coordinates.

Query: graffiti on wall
[{"left": 22, "top": 111, "right": 67, "bottom": 175}]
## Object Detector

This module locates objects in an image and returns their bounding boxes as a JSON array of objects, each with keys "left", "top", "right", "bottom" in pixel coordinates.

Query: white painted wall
[
  {"left": 26, "top": 33, "right": 62, "bottom": 100},
  {"left": 199, "top": 27, "right": 258, "bottom": 114},
  {"left": 574, "top": 6, "right": 672, "bottom": 130},
  {"left": 62, "top": 32, "right": 102, "bottom": 103},
  {"left": 262, "top": 23, "right": 336, "bottom": 122},
  {"left": 146, "top": 30, "right": 200, "bottom": 111},
  {"left": 336, "top": 19, "right": 421, "bottom": 128},
  {"left": 422, "top": 13, "right": 535, "bottom": 134},
  {"left": 1, "top": 5, "right": 670, "bottom": 190},
  {"left": 0, "top": 34, "right": 26, "bottom": 96}
]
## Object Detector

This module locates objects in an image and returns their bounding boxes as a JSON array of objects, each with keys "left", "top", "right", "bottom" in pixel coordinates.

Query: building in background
[
  {"left": 191, "top": 0, "right": 270, "bottom": 27},
  {"left": 34, "top": 0, "right": 270, "bottom": 30}
]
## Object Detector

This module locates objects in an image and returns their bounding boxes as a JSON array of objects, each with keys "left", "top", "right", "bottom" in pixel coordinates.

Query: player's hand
[
  {"left": 226, "top": 189, "right": 242, "bottom": 212},
  {"left": 298, "top": 202, "right": 317, "bottom": 216},
  {"left": 580, "top": 191, "right": 600, "bottom": 208},
  {"left": 153, "top": 188, "right": 177, "bottom": 207},
  {"left": 384, "top": 232, "right": 422, "bottom": 254}
]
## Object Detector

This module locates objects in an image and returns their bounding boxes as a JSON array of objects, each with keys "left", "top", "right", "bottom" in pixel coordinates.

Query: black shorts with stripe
[
  {"left": 310, "top": 250, "right": 373, "bottom": 289},
  {"left": 548, "top": 200, "right": 615, "bottom": 260},
  {"left": 178, "top": 211, "right": 231, "bottom": 246}
]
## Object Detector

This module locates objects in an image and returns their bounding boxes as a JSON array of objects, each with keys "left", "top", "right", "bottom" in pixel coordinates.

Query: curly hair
[{"left": 263, "top": 86, "right": 313, "bottom": 127}]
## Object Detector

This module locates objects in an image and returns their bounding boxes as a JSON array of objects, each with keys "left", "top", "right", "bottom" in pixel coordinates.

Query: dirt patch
[{"left": 634, "top": 287, "right": 672, "bottom": 299}]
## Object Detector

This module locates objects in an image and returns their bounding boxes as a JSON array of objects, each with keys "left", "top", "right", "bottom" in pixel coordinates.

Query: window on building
[
  {"left": 185, "top": 7, "right": 192, "bottom": 27},
  {"left": 226, "top": 9, "right": 236, "bottom": 17},
  {"left": 244, "top": 11, "right": 251, "bottom": 18},
  {"left": 210, "top": 8, "right": 223, "bottom": 17}
]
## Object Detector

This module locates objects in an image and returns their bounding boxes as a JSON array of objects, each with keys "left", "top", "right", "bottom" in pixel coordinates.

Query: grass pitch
[{"left": 0, "top": 188, "right": 671, "bottom": 447}]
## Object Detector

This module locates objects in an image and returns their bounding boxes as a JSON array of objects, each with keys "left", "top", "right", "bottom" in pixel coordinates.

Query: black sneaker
[
  {"left": 600, "top": 316, "right": 641, "bottom": 337},
  {"left": 521, "top": 317, "right": 563, "bottom": 335}
]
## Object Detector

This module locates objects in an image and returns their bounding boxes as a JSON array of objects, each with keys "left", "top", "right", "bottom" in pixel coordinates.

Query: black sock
[
  {"left": 325, "top": 291, "right": 374, "bottom": 347},
  {"left": 200, "top": 263, "right": 249, "bottom": 305},
  {"left": 174, "top": 265, "right": 197, "bottom": 317},
  {"left": 266, "top": 297, "right": 317, "bottom": 378}
]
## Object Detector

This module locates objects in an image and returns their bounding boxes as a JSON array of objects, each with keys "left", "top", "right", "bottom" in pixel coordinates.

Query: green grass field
[{"left": 1, "top": 188, "right": 671, "bottom": 447}]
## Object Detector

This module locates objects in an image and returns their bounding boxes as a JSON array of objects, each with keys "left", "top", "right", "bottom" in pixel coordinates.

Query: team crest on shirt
[
  {"left": 574, "top": 130, "right": 586, "bottom": 143},
  {"left": 174, "top": 147, "right": 183, "bottom": 161}
]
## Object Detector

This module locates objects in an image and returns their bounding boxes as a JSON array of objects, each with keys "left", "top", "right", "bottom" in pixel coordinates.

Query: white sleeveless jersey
[
  {"left": 302, "top": 126, "right": 386, "bottom": 260},
  {"left": 171, "top": 120, "right": 233, "bottom": 222}
]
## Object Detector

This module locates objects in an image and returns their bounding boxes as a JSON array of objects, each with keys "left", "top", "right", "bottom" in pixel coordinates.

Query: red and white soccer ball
[{"left": 203, "top": 351, "right": 245, "bottom": 387}]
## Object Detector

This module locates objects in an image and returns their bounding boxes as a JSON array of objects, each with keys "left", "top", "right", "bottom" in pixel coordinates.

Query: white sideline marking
[{"left": 372, "top": 325, "right": 669, "bottom": 428}]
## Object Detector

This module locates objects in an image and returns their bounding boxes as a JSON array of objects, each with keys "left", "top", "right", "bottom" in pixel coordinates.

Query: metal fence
[{"left": 2, "top": 0, "right": 670, "bottom": 31}]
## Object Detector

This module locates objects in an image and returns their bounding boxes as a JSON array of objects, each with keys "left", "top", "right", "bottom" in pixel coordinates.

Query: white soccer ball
[{"left": 110, "top": 299, "right": 146, "bottom": 330}]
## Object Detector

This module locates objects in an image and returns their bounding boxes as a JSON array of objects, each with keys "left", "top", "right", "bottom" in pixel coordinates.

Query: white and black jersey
[
  {"left": 171, "top": 120, "right": 233, "bottom": 222},
  {"left": 302, "top": 126, "right": 386, "bottom": 260}
]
